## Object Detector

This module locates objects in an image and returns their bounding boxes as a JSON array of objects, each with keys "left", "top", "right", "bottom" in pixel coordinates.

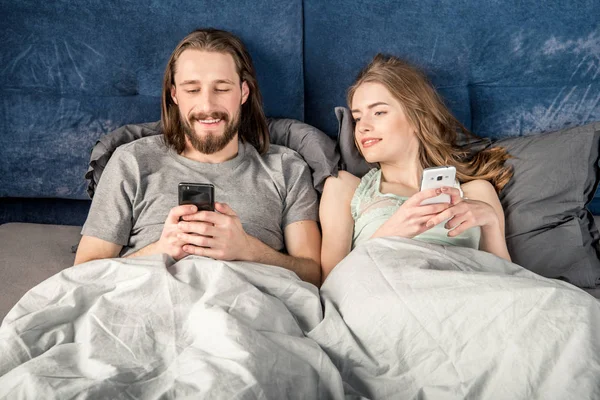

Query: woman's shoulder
[
  {"left": 323, "top": 170, "right": 362, "bottom": 193},
  {"left": 461, "top": 179, "right": 498, "bottom": 201}
]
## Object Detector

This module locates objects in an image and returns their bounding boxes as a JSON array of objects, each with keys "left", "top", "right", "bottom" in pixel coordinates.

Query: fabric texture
[
  {"left": 0, "top": 0, "right": 304, "bottom": 202},
  {"left": 85, "top": 119, "right": 338, "bottom": 198},
  {"left": 304, "top": 0, "right": 600, "bottom": 137},
  {"left": 497, "top": 123, "right": 600, "bottom": 287},
  {"left": 351, "top": 168, "right": 481, "bottom": 249},
  {"left": 0, "top": 255, "right": 345, "bottom": 399},
  {"left": 82, "top": 136, "right": 318, "bottom": 256},
  {"left": 310, "top": 237, "right": 600, "bottom": 399},
  {"left": 0, "top": 223, "right": 81, "bottom": 322},
  {"left": 336, "top": 105, "right": 600, "bottom": 287}
]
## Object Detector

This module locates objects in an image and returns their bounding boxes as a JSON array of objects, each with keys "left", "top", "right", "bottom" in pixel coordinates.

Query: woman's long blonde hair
[{"left": 347, "top": 54, "right": 512, "bottom": 192}]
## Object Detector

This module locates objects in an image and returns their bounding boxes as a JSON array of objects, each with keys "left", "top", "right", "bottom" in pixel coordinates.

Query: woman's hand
[
  {"left": 425, "top": 187, "right": 500, "bottom": 237},
  {"left": 371, "top": 187, "right": 453, "bottom": 239}
]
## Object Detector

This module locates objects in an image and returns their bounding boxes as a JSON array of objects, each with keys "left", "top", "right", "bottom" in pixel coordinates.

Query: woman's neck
[{"left": 379, "top": 150, "right": 422, "bottom": 192}]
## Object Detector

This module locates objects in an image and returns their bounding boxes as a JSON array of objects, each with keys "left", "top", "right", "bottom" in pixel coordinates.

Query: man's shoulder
[
  {"left": 113, "top": 135, "right": 168, "bottom": 159},
  {"left": 262, "top": 144, "right": 307, "bottom": 165}
]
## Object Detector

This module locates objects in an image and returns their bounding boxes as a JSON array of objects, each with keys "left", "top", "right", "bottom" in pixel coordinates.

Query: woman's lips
[{"left": 361, "top": 138, "right": 381, "bottom": 148}]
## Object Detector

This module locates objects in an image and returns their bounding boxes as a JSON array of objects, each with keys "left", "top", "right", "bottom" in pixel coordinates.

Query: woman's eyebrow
[{"left": 351, "top": 102, "right": 389, "bottom": 113}]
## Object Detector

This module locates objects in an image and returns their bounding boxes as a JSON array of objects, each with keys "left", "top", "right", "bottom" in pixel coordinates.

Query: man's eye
[
  {"left": 186, "top": 89, "right": 199, "bottom": 94},
  {"left": 215, "top": 89, "right": 231, "bottom": 93},
  {"left": 353, "top": 117, "right": 361, "bottom": 122}
]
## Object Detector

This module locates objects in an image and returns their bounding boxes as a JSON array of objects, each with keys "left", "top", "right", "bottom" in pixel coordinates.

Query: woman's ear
[{"left": 241, "top": 81, "right": 250, "bottom": 105}]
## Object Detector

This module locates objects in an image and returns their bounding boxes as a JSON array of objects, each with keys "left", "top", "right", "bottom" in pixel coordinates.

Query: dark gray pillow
[
  {"left": 335, "top": 105, "right": 600, "bottom": 288},
  {"left": 334, "top": 106, "right": 375, "bottom": 177},
  {"left": 85, "top": 119, "right": 339, "bottom": 197},
  {"left": 498, "top": 123, "right": 600, "bottom": 288}
]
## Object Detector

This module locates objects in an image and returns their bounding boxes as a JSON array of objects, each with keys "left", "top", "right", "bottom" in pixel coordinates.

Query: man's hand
[
  {"left": 177, "top": 202, "right": 252, "bottom": 261},
  {"left": 153, "top": 204, "right": 200, "bottom": 260}
]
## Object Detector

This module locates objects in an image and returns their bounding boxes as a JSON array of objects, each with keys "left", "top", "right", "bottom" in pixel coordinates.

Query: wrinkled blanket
[
  {"left": 309, "top": 238, "right": 600, "bottom": 400},
  {"left": 3, "top": 240, "right": 600, "bottom": 400},
  {"left": 0, "top": 255, "right": 344, "bottom": 399}
]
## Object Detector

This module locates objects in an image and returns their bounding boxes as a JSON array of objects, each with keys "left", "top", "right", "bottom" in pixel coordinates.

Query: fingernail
[
  {"left": 441, "top": 187, "right": 448, "bottom": 192},
  {"left": 426, "top": 221, "right": 434, "bottom": 228},
  {"left": 436, "top": 189, "right": 441, "bottom": 194}
]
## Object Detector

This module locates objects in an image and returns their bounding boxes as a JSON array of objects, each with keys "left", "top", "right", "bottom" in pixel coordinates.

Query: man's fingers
[
  {"left": 181, "top": 210, "right": 222, "bottom": 224},
  {"left": 182, "top": 244, "right": 222, "bottom": 259},
  {"left": 167, "top": 205, "right": 197, "bottom": 224},
  {"left": 178, "top": 221, "right": 217, "bottom": 236},
  {"left": 215, "top": 202, "right": 237, "bottom": 216},
  {"left": 177, "top": 232, "right": 215, "bottom": 248}
]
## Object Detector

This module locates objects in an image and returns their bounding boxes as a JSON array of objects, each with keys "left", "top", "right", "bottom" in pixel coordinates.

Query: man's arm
[
  {"left": 74, "top": 236, "right": 122, "bottom": 265},
  {"left": 247, "top": 220, "right": 321, "bottom": 287},
  {"left": 178, "top": 203, "right": 322, "bottom": 286}
]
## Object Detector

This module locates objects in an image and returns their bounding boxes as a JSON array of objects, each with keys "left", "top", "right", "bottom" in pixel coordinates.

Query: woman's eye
[
  {"left": 353, "top": 117, "right": 361, "bottom": 122},
  {"left": 186, "top": 89, "right": 199, "bottom": 94},
  {"left": 374, "top": 111, "right": 386, "bottom": 116}
]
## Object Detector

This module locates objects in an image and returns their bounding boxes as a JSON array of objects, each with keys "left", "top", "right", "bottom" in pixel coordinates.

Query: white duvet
[
  {"left": 2, "top": 239, "right": 600, "bottom": 399},
  {"left": 309, "top": 237, "right": 600, "bottom": 399},
  {"left": 0, "top": 255, "right": 344, "bottom": 399}
]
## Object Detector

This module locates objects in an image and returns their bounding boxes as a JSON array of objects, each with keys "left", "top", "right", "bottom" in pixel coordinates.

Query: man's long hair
[
  {"left": 161, "top": 28, "right": 269, "bottom": 154},
  {"left": 347, "top": 54, "right": 513, "bottom": 192}
]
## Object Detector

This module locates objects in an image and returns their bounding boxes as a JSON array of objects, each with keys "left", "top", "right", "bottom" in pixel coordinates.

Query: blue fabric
[
  {"left": 0, "top": 0, "right": 303, "bottom": 203},
  {"left": 1, "top": 0, "right": 600, "bottom": 225},
  {"left": 304, "top": 0, "right": 600, "bottom": 138},
  {"left": 0, "top": 198, "right": 90, "bottom": 226}
]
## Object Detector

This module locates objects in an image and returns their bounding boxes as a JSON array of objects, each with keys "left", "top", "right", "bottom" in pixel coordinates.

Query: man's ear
[
  {"left": 171, "top": 86, "right": 178, "bottom": 105},
  {"left": 241, "top": 81, "right": 249, "bottom": 105}
]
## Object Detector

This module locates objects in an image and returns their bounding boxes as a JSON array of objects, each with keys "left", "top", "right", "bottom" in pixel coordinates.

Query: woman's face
[{"left": 350, "top": 82, "right": 418, "bottom": 164}]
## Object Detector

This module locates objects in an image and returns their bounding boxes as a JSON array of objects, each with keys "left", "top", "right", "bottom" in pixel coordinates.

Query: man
[{"left": 75, "top": 29, "right": 321, "bottom": 286}]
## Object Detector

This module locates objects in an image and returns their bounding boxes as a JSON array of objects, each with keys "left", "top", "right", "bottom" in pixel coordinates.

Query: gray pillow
[
  {"left": 498, "top": 123, "right": 600, "bottom": 288},
  {"left": 85, "top": 119, "right": 339, "bottom": 197},
  {"left": 335, "top": 105, "right": 600, "bottom": 288}
]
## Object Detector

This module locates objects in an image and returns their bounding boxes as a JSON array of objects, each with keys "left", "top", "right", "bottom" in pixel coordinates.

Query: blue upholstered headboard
[{"left": 1, "top": 0, "right": 600, "bottom": 224}]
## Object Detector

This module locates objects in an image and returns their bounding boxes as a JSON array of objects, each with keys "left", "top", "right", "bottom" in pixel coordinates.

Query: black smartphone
[{"left": 178, "top": 182, "right": 215, "bottom": 211}]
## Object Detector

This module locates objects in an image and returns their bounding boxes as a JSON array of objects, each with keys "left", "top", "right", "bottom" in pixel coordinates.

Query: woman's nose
[{"left": 357, "top": 120, "right": 371, "bottom": 134}]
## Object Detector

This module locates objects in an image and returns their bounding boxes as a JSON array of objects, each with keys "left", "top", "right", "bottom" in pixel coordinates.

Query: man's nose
[{"left": 196, "top": 90, "right": 216, "bottom": 113}]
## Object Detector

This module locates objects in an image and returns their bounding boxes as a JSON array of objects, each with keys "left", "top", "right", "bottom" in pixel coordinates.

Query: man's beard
[{"left": 181, "top": 109, "right": 241, "bottom": 155}]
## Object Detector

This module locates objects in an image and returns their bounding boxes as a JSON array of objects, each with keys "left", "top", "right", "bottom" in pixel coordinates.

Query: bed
[{"left": 2, "top": 0, "right": 600, "bottom": 398}]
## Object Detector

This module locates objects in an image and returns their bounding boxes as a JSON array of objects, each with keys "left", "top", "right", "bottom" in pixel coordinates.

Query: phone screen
[{"left": 178, "top": 183, "right": 214, "bottom": 211}]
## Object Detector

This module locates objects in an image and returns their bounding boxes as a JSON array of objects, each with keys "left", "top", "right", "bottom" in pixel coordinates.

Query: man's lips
[
  {"left": 195, "top": 118, "right": 223, "bottom": 125},
  {"left": 361, "top": 138, "right": 381, "bottom": 148}
]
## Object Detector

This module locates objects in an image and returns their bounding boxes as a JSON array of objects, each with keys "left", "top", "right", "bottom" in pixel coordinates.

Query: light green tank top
[{"left": 351, "top": 168, "right": 481, "bottom": 249}]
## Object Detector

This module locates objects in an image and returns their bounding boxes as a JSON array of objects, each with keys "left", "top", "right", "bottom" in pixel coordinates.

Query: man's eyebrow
[
  {"left": 350, "top": 102, "right": 389, "bottom": 113},
  {"left": 179, "top": 79, "right": 236, "bottom": 85}
]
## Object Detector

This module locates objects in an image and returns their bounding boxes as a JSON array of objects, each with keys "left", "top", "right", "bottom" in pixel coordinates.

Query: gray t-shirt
[{"left": 82, "top": 135, "right": 318, "bottom": 256}]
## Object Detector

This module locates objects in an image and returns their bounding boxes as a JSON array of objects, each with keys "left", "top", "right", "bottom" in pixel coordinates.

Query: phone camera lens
[{"left": 436, "top": 176, "right": 443, "bottom": 181}]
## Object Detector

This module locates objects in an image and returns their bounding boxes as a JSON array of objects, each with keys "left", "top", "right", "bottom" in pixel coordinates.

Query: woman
[{"left": 320, "top": 54, "right": 513, "bottom": 281}]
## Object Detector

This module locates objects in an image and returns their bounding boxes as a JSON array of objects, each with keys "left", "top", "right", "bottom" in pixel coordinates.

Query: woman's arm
[
  {"left": 319, "top": 171, "right": 360, "bottom": 283},
  {"left": 457, "top": 180, "right": 511, "bottom": 261},
  {"left": 424, "top": 180, "right": 511, "bottom": 261}
]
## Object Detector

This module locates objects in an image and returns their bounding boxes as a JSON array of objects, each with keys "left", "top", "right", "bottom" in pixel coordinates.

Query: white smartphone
[{"left": 420, "top": 166, "right": 456, "bottom": 205}]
